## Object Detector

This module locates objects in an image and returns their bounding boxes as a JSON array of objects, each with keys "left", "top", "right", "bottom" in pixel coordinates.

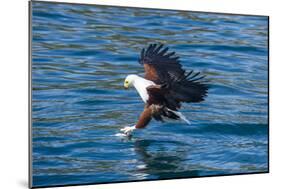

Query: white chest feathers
[{"left": 132, "top": 76, "right": 155, "bottom": 102}]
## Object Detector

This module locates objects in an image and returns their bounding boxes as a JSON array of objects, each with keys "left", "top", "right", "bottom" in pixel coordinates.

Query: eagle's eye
[{"left": 125, "top": 81, "right": 129, "bottom": 84}]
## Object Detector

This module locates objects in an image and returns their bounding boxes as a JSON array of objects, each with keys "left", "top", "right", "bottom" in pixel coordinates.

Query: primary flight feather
[{"left": 121, "top": 43, "right": 208, "bottom": 135}]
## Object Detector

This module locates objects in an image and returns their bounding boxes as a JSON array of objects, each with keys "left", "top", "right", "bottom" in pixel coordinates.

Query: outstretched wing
[
  {"left": 139, "top": 43, "right": 184, "bottom": 84},
  {"left": 168, "top": 72, "right": 208, "bottom": 104},
  {"left": 139, "top": 43, "right": 208, "bottom": 109}
]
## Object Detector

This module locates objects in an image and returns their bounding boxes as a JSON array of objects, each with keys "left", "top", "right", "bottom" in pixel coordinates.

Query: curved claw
[{"left": 120, "top": 126, "right": 136, "bottom": 136}]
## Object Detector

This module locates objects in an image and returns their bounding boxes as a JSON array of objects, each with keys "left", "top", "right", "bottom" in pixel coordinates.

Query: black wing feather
[
  {"left": 139, "top": 43, "right": 208, "bottom": 109},
  {"left": 139, "top": 43, "right": 185, "bottom": 83}
]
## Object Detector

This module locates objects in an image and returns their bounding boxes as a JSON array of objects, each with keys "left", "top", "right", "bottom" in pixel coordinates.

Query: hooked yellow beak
[{"left": 124, "top": 81, "right": 129, "bottom": 89}]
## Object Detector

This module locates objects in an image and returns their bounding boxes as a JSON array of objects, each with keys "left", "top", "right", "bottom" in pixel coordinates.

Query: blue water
[{"left": 31, "top": 2, "right": 269, "bottom": 188}]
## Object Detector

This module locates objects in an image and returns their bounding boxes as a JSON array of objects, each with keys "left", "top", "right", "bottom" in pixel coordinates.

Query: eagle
[{"left": 121, "top": 43, "right": 208, "bottom": 136}]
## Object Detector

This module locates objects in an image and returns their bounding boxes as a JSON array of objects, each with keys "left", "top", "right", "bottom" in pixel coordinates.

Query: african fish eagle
[{"left": 121, "top": 43, "right": 208, "bottom": 135}]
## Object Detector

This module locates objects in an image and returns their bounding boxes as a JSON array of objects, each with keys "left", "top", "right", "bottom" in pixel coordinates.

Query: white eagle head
[{"left": 124, "top": 74, "right": 138, "bottom": 89}]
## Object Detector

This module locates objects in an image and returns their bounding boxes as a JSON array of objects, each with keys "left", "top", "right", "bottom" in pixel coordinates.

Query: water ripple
[{"left": 31, "top": 2, "right": 268, "bottom": 187}]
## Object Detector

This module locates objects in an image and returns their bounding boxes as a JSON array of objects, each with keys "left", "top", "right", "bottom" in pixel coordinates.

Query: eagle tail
[{"left": 165, "top": 108, "right": 191, "bottom": 125}]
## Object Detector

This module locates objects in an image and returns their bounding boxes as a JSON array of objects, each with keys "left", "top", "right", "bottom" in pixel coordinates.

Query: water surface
[{"left": 31, "top": 2, "right": 268, "bottom": 187}]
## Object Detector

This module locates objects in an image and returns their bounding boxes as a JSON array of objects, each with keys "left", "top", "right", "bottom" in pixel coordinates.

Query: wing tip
[{"left": 139, "top": 43, "right": 178, "bottom": 65}]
